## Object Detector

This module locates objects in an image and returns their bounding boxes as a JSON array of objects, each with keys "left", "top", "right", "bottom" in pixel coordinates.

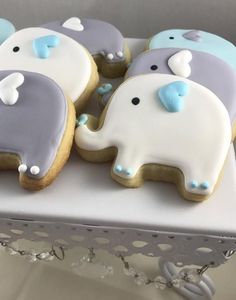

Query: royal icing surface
[
  {"left": 75, "top": 74, "right": 231, "bottom": 196},
  {"left": 126, "top": 48, "right": 236, "bottom": 123},
  {"left": 0, "top": 18, "right": 15, "bottom": 44},
  {"left": 0, "top": 72, "right": 24, "bottom": 105},
  {"left": 41, "top": 18, "right": 125, "bottom": 62},
  {"left": 167, "top": 50, "right": 192, "bottom": 78},
  {"left": 0, "top": 27, "right": 92, "bottom": 103},
  {"left": 0, "top": 70, "right": 67, "bottom": 179},
  {"left": 148, "top": 29, "right": 236, "bottom": 69}
]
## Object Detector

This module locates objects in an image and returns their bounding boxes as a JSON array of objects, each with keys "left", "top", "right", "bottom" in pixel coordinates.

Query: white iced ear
[
  {"left": 62, "top": 17, "right": 84, "bottom": 31},
  {"left": 0, "top": 72, "right": 24, "bottom": 105},
  {"left": 168, "top": 50, "right": 192, "bottom": 78}
]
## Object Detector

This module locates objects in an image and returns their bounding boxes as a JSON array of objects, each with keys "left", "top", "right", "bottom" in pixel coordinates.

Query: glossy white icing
[
  {"left": 75, "top": 74, "right": 231, "bottom": 196},
  {"left": 0, "top": 72, "right": 24, "bottom": 105},
  {"left": 0, "top": 27, "right": 92, "bottom": 103},
  {"left": 168, "top": 50, "right": 192, "bottom": 78}
]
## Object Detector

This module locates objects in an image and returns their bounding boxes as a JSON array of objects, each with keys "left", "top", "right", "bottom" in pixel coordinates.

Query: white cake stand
[{"left": 0, "top": 39, "right": 235, "bottom": 300}]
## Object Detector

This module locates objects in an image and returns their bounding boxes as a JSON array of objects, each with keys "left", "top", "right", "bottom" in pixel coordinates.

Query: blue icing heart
[
  {"left": 149, "top": 29, "right": 236, "bottom": 70},
  {"left": 0, "top": 18, "right": 15, "bottom": 44},
  {"left": 158, "top": 81, "right": 189, "bottom": 112},
  {"left": 33, "top": 35, "right": 60, "bottom": 59},
  {"left": 97, "top": 83, "right": 113, "bottom": 95}
]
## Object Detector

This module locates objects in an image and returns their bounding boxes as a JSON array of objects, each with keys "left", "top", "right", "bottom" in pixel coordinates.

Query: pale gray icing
[
  {"left": 41, "top": 18, "right": 125, "bottom": 62},
  {"left": 0, "top": 70, "right": 67, "bottom": 179},
  {"left": 126, "top": 48, "right": 236, "bottom": 123},
  {"left": 183, "top": 30, "right": 201, "bottom": 42}
]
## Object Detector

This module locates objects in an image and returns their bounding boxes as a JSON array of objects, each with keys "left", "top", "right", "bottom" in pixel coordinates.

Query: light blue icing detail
[
  {"left": 32, "top": 35, "right": 60, "bottom": 59},
  {"left": 97, "top": 83, "right": 113, "bottom": 96},
  {"left": 149, "top": 29, "right": 236, "bottom": 70},
  {"left": 190, "top": 180, "right": 199, "bottom": 189},
  {"left": 158, "top": 81, "right": 189, "bottom": 112},
  {"left": 114, "top": 165, "right": 123, "bottom": 173},
  {"left": 0, "top": 18, "right": 15, "bottom": 44},
  {"left": 125, "top": 168, "right": 133, "bottom": 177},
  {"left": 77, "top": 114, "right": 88, "bottom": 126},
  {"left": 200, "top": 181, "right": 209, "bottom": 190}
]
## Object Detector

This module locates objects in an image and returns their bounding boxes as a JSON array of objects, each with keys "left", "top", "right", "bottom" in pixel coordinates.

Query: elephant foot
[
  {"left": 18, "top": 164, "right": 40, "bottom": 176},
  {"left": 114, "top": 164, "right": 134, "bottom": 177},
  {"left": 189, "top": 180, "right": 210, "bottom": 192}
]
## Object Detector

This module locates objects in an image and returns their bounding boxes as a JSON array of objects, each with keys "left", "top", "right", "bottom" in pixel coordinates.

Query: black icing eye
[
  {"left": 131, "top": 97, "right": 140, "bottom": 105},
  {"left": 13, "top": 46, "right": 20, "bottom": 52},
  {"left": 169, "top": 36, "right": 174, "bottom": 40},
  {"left": 150, "top": 65, "right": 158, "bottom": 71}
]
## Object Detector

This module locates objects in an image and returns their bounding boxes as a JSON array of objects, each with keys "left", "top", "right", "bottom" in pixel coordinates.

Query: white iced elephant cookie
[
  {"left": 0, "top": 27, "right": 99, "bottom": 111},
  {"left": 75, "top": 74, "right": 232, "bottom": 201}
]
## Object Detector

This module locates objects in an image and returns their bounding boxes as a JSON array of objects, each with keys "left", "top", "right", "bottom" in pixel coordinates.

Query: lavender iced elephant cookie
[
  {"left": 41, "top": 17, "right": 131, "bottom": 78},
  {"left": 126, "top": 48, "right": 236, "bottom": 137},
  {"left": 0, "top": 27, "right": 99, "bottom": 112},
  {"left": 147, "top": 29, "right": 236, "bottom": 70},
  {"left": 0, "top": 70, "right": 75, "bottom": 190},
  {"left": 75, "top": 74, "right": 231, "bottom": 201}
]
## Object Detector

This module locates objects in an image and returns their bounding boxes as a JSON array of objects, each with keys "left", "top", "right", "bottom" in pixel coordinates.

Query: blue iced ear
[
  {"left": 158, "top": 81, "right": 189, "bottom": 112},
  {"left": 32, "top": 35, "right": 60, "bottom": 59},
  {"left": 0, "top": 18, "right": 15, "bottom": 44}
]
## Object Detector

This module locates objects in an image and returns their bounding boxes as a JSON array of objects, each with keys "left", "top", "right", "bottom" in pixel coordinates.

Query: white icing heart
[
  {"left": 62, "top": 17, "right": 84, "bottom": 32},
  {"left": 0, "top": 73, "right": 24, "bottom": 105},
  {"left": 168, "top": 50, "right": 192, "bottom": 78}
]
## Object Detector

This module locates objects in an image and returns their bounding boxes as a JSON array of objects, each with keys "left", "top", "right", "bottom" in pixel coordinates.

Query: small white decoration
[
  {"left": 116, "top": 51, "right": 124, "bottom": 58},
  {"left": 62, "top": 17, "right": 84, "bottom": 32},
  {"left": 0, "top": 73, "right": 24, "bottom": 105},
  {"left": 106, "top": 53, "right": 114, "bottom": 60},
  {"left": 30, "top": 165, "right": 40, "bottom": 175},
  {"left": 168, "top": 50, "right": 192, "bottom": 78},
  {"left": 18, "top": 164, "right": 27, "bottom": 173}
]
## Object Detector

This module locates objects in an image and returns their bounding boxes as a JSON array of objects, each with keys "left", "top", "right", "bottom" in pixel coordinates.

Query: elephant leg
[
  {"left": 113, "top": 147, "right": 141, "bottom": 178},
  {"left": 180, "top": 155, "right": 226, "bottom": 196},
  {"left": 17, "top": 144, "right": 57, "bottom": 178}
]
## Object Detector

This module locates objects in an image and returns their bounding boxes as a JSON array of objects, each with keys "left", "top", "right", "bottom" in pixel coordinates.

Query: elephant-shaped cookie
[
  {"left": 75, "top": 74, "right": 231, "bottom": 201},
  {"left": 41, "top": 17, "right": 131, "bottom": 78},
  {"left": 0, "top": 27, "right": 99, "bottom": 111},
  {"left": 125, "top": 48, "right": 236, "bottom": 136},
  {"left": 147, "top": 29, "right": 236, "bottom": 70},
  {"left": 0, "top": 70, "right": 75, "bottom": 190}
]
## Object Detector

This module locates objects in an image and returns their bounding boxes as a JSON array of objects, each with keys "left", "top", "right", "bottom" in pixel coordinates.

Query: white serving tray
[{"left": 0, "top": 38, "right": 235, "bottom": 239}]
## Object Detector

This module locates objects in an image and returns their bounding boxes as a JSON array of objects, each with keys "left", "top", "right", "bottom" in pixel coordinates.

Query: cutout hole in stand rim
[
  {"left": 157, "top": 244, "right": 173, "bottom": 251},
  {"left": 94, "top": 237, "right": 110, "bottom": 244},
  {"left": 0, "top": 233, "right": 11, "bottom": 239},
  {"left": 33, "top": 231, "right": 49, "bottom": 238},
  {"left": 10, "top": 229, "right": 24, "bottom": 235},
  {"left": 196, "top": 247, "right": 213, "bottom": 254},
  {"left": 113, "top": 245, "right": 128, "bottom": 252},
  {"left": 70, "top": 235, "right": 85, "bottom": 242},
  {"left": 132, "top": 241, "right": 148, "bottom": 248},
  {"left": 55, "top": 239, "right": 69, "bottom": 246}
]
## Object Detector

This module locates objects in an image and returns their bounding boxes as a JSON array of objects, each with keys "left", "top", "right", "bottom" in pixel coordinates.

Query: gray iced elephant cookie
[
  {"left": 0, "top": 70, "right": 75, "bottom": 190},
  {"left": 41, "top": 17, "right": 131, "bottom": 78},
  {"left": 125, "top": 48, "right": 236, "bottom": 137},
  {"left": 75, "top": 74, "right": 231, "bottom": 201}
]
